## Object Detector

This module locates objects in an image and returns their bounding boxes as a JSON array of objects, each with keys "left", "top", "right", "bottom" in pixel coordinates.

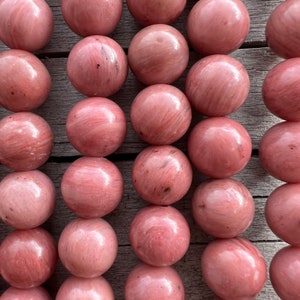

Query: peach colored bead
[
  {"left": 0, "top": 112, "right": 53, "bottom": 171},
  {"left": 0, "top": 49, "right": 51, "bottom": 112},
  {"left": 58, "top": 218, "right": 118, "bottom": 278},
  {"left": 66, "top": 97, "right": 127, "bottom": 157},
  {"left": 128, "top": 24, "right": 189, "bottom": 85},
  {"left": 0, "top": 0, "right": 53, "bottom": 51}
]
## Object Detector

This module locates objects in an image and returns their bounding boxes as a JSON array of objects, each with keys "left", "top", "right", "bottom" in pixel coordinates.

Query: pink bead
[
  {"left": 1, "top": 286, "right": 51, "bottom": 300},
  {"left": 58, "top": 218, "right": 118, "bottom": 278},
  {"left": 61, "top": 156, "right": 123, "bottom": 218},
  {"left": 66, "top": 97, "right": 126, "bottom": 157},
  {"left": 0, "top": 49, "right": 51, "bottom": 112},
  {"left": 0, "top": 170, "right": 56, "bottom": 229},
  {"left": 263, "top": 58, "right": 300, "bottom": 121},
  {"left": 125, "top": 263, "right": 185, "bottom": 300},
  {"left": 186, "top": 0, "right": 250, "bottom": 55},
  {"left": 270, "top": 246, "right": 300, "bottom": 299},
  {"left": 192, "top": 178, "right": 254, "bottom": 238},
  {"left": 126, "top": 0, "right": 186, "bottom": 26},
  {"left": 259, "top": 121, "right": 300, "bottom": 183},
  {"left": 0, "top": 228, "right": 57, "bottom": 289},
  {"left": 130, "top": 84, "right": 191, "bottom": 145},
  {"left": 61, "top": 0, "right": 122, "bottom": 37},
  {"left": 0, "top": 112, "right": 53, "bottom": 171},
  {"left": 185, "top": 55, "right": 250, "bottom": 116},
  {"left": 265, "top": 183, "right": 300, "bottom": 246},
  {"left": 187, "top": 117, "right": 252, "bottom": 178},
  {"left": 67, "top": 36, "right": 128, "bottom": 97},
  {"left": 0, "top": 0, "right": 54, "bottom": 52},
  {"left": 201, "top": 238, "right": 267, "bottom": 299},
  {"left": 56, "top": 276, "right": 114, "bottom": 300},
  {"left": 129, "top": 205, "right": 190, "bottom": 267},
  {"left": 132, "top": 145, "right": 192, "bottom": 205},
  {"left": 128, "top": 24, "right": 189, "bottom": 85},
  {"left": 266, "top": 0, "right": 300, "bottom": 58}
]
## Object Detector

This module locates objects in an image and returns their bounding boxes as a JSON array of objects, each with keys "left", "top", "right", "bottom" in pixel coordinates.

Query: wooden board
[{"left": 0, "top": 0, "right": 288, "bottom": 299}]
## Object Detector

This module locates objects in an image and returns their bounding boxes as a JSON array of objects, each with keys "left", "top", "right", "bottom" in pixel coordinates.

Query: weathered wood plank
[
  {"left": 0, "top": 238, "right": 287, "bottom": 299},
  {"left": 0, "top": 0, "right": 283, "bottom": 53},
  {"left": 0, "top": 157, "right": 283, "bottom": 245},
  {"left": 0, "top": 47, "right": 284, "bottom": 157}
]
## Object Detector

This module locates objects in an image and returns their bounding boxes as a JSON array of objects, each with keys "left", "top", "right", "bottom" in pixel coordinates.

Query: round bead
[
  {"left": 130, "top": 84, "right": 191, "bottom": 145},
  {"left": 262, "top": 58, "right": 300, "bottom": 121},
  {"left": 192, "top": 178, "right": 254, "bottom": 238},
  {"left": 125, "top": 263, "right": 185, "bottom": 300},
  {"left": 0, "top": 228, "right": 57, "bottom": 289},
  {"left": 259, "top": 121, "right": 300, "bottom": 183},
  {"left": 265, "top": 183, "right": 300, "bottom": 246},
  {"left": 185, "top": 55, "right": 250, "bottom": 116},
  {"left": 132, "top": 145, "right": 192, "bottom": 205},
  {"left": 56, "top": 276, "right": 114, "bottom": 300},
  {"left": 128, "top": 24, "right": 189, "bottom": 85},
  {"left": 0, "top": 112, "right": 53, "bottom": 171},
  {"left": 201, "top": 238, "right": 267, "bottom": 299},
  {"left": 0, "top": 49, "right": 51, "bottom": 112},
  {"left": 126, "top": 0, "right": 186, "bottom": 26},
  {"left": 0, "top": 0, "right": 54, "bottom": 51},
  {"left": 186, "top": 0, "right": 250, "bottom": 55},
  {"left": 0, "top": 170, "right": 56, "bottom": 229},
  {"left": 61, "top": 156, "right": 123, "bottom": 218},
  {"left": 58, "top": 218, "right": 118, "bottom": 278},
  {"left": 1, "top": 286, "right": 51, "bottom": 300},
  {"left": 270, "top": 246, "right": 300, "bottom": 299},
  {"left": 67, "top": 35, "right": 128, "bottom": 97},
  {"left": 61, "top": 0, "right": 122, "bottom": 36},
  {"left": 129, "top": 205, "right": 190, "bottom": 267},
  {"left": 187, "top": 117, "right": 252, "bottom": 178},
  {"left": 266, "top": 0, "right": 300, "bottom": 58},
  {"left": 66, "top": 97, "right": 127, "bottom": 157}
]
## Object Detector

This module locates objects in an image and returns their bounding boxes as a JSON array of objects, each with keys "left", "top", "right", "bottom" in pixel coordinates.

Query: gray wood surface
[{"left": 0, "top": 0, "right": 288, "bottom": 299}]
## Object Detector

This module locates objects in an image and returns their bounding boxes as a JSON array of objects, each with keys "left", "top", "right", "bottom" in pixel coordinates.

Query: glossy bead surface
[
  {"left": 132, "top": 145, "right": 192, "bottom": 205},
  {"left": 266, "top": 0, "right": 300, "bottom": 58},
  {"left": 262, "top": 58, "right": 300, "bottom": 121},
  {"left": 130, "top": 84, "right": 191, "bottom": 145},
  {"left": 128, "top": 24, "right": 189, "bottom": 85},
  {"left": 0, "top": 228, "right": 57, "bottom": 289},
  {"left": 1, "top": 286, "right": 51, "bottom": 300},
  {"left": 192, "top": 178, "right": 254, "bottom": 238},
  {"left": 58, "top": 218, "right": 118, "bottom": 278},
  {"left": 185, "top": 55, "right": 250, "bottom": 116},
  {"left": 56, "top": 276, "right": 114, "bottom": 300},
  {"left": 0, "top": 112, "right": 53, "bottom": 171},
  {"left": 66, "top": 97, "right": 126, "bottom": 157},
  {"left": 61, "top": 156, "right": 123, "bottom": 218},
  {"left": 129, "top": 205, "right": 190, "bottom": 267},
  {"left": 0, "top": 170, "right": 56, "bottom": 229},
  {"left": 187, "top": 117, "right": 252, "bottom": 178},
  {"left": 186, "top": 0, "right": 250, "bottom": 55},
  {"left": 201, "top": 238, "right": 267, "bottom": 299},
  {"left": 265, "top": 183, "right": 300, "bottom": 246},
  {"left": 125, "top": 263, "right": 185, "bottom": 300},
  {"left": 0, "top": 0, "right": 54, "bottom": 51},
  {"left": 61, "top": 0, "right": 122, "bottom": 36},
  {"left": 126, "top": 0, "right": 186, "bottom": 26},
  {"left": 0, "top": 49, "right": 51, "bottom": 112},
  {"left": 270, "top": 246, "right": 300, "bottom": 300},
  {"left": 259, "top": 121, "right": 300, "bottom": 182},
  {"left": 67, "top": 35, "right": 128, "bottom": 97}
]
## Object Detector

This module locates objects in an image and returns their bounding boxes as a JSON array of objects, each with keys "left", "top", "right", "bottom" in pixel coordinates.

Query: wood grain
[
  {"left": 0, "top": 0, "right": 287, "bottom": 299},
  {"left": 0, "top": 0, "right": 283, "bottom": 53},
  {"left": 0, "top": 48, "right": 284, "bottom": 157}
]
